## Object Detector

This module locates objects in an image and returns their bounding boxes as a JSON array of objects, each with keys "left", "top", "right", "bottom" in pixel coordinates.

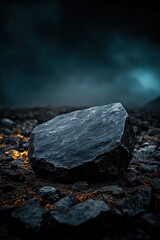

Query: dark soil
[{"left": 0, "top": 106, "right": 160, "bottom": 240}]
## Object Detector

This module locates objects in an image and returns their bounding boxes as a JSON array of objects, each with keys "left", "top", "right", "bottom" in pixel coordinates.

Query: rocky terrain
[{"left": 0, "top": 106, "right": 160, "bottom": 240}]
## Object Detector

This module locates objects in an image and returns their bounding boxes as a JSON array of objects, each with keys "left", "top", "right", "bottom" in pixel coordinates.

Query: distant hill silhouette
[{"left": 144, "top": 96, "right": 160, "bottom": 110}]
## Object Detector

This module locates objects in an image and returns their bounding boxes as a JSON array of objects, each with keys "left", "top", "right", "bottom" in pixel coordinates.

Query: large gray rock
[
  {"left": 47, "top": 200, "right": 113, "bottom": 239},
  {"left": 48, "top": 199, "right": 110, "bottom": 227},
  {"left": 11, "top": 199, "right": 45, "bottom": 231},
  {"left": 28, "top": 103, "right": 135, "bottom": 181}
]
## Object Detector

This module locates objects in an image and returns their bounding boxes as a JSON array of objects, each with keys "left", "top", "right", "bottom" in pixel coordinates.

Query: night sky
[{"left": 1, "top": 0, "right": 160, "bottom": 108}]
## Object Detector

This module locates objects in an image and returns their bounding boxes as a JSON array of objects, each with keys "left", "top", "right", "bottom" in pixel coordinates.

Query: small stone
[
  {"left": 99, "top": 185, "right": 125, "bottom": 198},
  {"left": 71, "top": 181, "right": 89, "bottom": 191},
  {"left": 141, "top": 142, "right": 149, "bottom": 147},
  {"left": 22, "top": 142, "right": 29, "bottom": 150},
  {"left": 103, "top": 194, "right": 110, "bottom": 204},
  {"left": 1, "top": 118, "right": 13, "bottom": 128},
  {"left": 11, "top": 160, "right": 23, "bottom": 169},
  {"left": 54, "top": 195, "right": 80, "bottom": 212},
  {"left": 3, "top": 169, "right": 25, "bottom": 182},
  {"left": 22, "top": 120, "right": 38, "bottom": 136},
  {"left": 29, "top": 103, "right": 135, "bottom": 181},
  {"left": 38, "top": 186, "right": 62, "bottom": 203},
  {"left": 48, "top": 199, "right": 111, "bottom": 228},
  {"left": 122, "top": 187, "right": 152, "bottom": 216},
  {"left": 11, "top": 199, "right": 45, "bottom": 231},
  {"left": 141, "top": 164, "right": 158, "bottom": 173},
  {"left": 136, "top": 145, "right": 157, "bottom": 160}
]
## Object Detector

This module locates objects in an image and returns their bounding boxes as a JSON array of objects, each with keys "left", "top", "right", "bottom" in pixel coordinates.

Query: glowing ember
[
  {"left": 14, "top": 133, "right": 29, "bottom": 140},
  {"left": 5, "top": 149, "right": 31, "bottom": 169},
  {"left": 76, "top": 190, "right": 102, "bottom": 202},
  {"left": 43, "top": 203, "right": 54, "bottom": 209},
  {"left": 5, "top": 150, "right": 28, "bottom": 160},
  {"left": 16, "top": 134, "right": 25, "bottom": 138},
  {"left": 0, "top": 133, "right": 3, "bottom": 140},
  {"left": 0, "top": 197, "right": 25, "bottom": 207},
  {"left": 0, "top": 144, "right": 6, "bottom": 148}
]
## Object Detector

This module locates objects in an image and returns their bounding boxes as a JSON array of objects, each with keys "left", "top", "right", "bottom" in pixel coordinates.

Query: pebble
[{"left": 38, "top": 186, "right": 62, "bottom": 203}]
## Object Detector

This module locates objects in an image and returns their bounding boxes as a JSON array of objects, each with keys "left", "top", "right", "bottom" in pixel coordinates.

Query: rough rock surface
[
  {"left": 0, "top": 106, "right": 160, "bottom": 240},
  {"left": 11, "top": 199, "right": 45, "bottom": 231},
  {"left": 48, "top": 199, "right": 111, "bottom": 229},
  {"left": 28, "top": 103, "right": 135, "bottom": 181},
  {"left": 38, "top": 186, "right": 62, "bottom": 203},
  {"left": 99, "top": 185, "right": 125, "bottom": 198},
  {"left": 54, "top": 195, "right": 80, "bottom": 212},
  {"left": 46, "top": 199, "right": 114, "bottom": 239},
  {"left": 117, "top": 187, "right": 152, "bottom": 216},
  {"left": 50, "top": 199, "right": 110, "bottom": 226}
]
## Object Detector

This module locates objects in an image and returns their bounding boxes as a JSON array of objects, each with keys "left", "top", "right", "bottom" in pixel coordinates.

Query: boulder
[
  {"left": 28, "top": 103, "right": 135, "bottom": 181},
  {"left": 47, "top": 199, "right": 112, "bottom": 239},
  {"left": 11, "top": 199, "right": 45, "bottom": 231},
  {"left": 49, "top": 199, "right": 110, "bottom": 226}
]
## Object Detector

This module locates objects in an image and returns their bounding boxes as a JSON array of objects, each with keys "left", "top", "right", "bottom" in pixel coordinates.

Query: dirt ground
[{"left": 0, "top": 106, "right": 160, "bottom": 239}]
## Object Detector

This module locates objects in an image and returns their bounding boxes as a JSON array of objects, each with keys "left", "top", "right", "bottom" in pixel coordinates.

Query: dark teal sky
[{"left": 1, "top": 0, "right": 160, "bottom": 108}]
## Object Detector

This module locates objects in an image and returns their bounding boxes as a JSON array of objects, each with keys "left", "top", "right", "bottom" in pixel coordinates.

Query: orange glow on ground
[
  {"left": 5, "top": 150, "right": 28, "bottom": 160},
  {"left": 0, "top": 134, "right": 4, "bottom": 140}
]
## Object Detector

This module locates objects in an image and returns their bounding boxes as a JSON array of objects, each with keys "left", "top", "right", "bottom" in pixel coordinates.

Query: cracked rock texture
[{"left": 28, "top": 103, "right": 136, "bottom": 181}]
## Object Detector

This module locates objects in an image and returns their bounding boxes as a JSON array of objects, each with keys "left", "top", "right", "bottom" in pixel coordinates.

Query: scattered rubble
[{"left": 0, "top": 106, "right": 160, "bottom": 239}]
